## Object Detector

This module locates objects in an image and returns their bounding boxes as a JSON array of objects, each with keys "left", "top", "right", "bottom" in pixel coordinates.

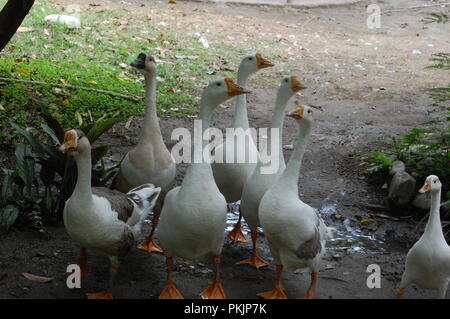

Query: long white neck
[
  {"left": 423, "top": 188, "right": 445, "bottom": 241},
  {"left": 198, "top": 94, "right": 215, "bottom": 150},
  {"left": 138, "top": 73, "right": 162, "bottom": 146},
  {"left": 277, "top": 120, "right": 312, "bottom": 191},
  {"left": 183, "top": 92, "right": 218, "bottom": 186},
  {"left": 267, "top": 88, "right": 292, "bottom": 167},
  {"left": 72, "top": 150, "right": 92, "bottom": 201},
  {"left": 232, "top": 70, "right": 250, "bottom": 130}
]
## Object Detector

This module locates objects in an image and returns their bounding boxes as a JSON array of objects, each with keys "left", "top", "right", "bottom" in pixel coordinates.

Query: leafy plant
[
  {"left": 0, "top": 169, "right": 21, "bottom": 232},
  {"left": 366, "top": 11, "right": 450, "bottom": 211},
  {"left": 364, "top": 151, "right": 393, "bottom": 174},
  {"left": 0, "top": 147, "right": 44, "bottom": 233},
  {"left": 421, "top": 12, "right": 449, "bottom": 24},
  {"left": 426, "top": 53, "right": 450, "bottom": 70},
  {"left": 428, "top": 87, "right": 450, "bottom": 102}
]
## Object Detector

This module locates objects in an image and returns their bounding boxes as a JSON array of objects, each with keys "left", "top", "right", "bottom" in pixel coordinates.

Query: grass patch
[{"left": 0, "top": 0, "right": 247, "bottom": 143}]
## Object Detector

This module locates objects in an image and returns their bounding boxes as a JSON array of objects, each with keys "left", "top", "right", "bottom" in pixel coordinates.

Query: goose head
[
  {"left": 202, "top": 77, "right": 251, "bottom": 106},
  {"left": 419, "top": 175, "right": 441, "bottom": 193},
  {"left": 286, "top": 104, "right": 316, "bottom": 124},
  {"left": 58, "top": 129, "right": 90, "bottom": 156},
  {"left": 130, "top": 52, "right": 156, "bottom": 76},
  {"left": 279, "top": 74, "right": 307, "bottom": 98},
  {"left": 239, "top": 53, "right": 274, "bottom": 76}
]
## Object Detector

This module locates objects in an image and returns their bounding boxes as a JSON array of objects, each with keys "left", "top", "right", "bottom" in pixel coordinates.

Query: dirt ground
[{"left": 1, "top": 0, "right": 450, "bottom": 299}]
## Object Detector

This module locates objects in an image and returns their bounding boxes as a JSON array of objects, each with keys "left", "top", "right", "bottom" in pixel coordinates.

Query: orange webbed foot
[
  {"left": 158, "top": 280, "right": 184, "bottom": 299},
  {"left": 396, "top": 288, "right": 405, "bottom": 299},
  {"left": 86, "top": 289, "right": 113, "bottom": 299},
  {"left": 236, "top": 253, "right": 269, "bottom": 268},
  {"left": 137, "top": 236, "right": 163, "bottom": 253},
  {"left": 298, "top": 291, "right": 315, "bottom": 299},
  {"left": 226, "top": 223, "right": 249, "bottom": 243},
  {"left": 200, "top": 280, "right": 227, "bottom": 299},
  {"left": 257, "top": 286, "right": 287, "bottom": 299}
]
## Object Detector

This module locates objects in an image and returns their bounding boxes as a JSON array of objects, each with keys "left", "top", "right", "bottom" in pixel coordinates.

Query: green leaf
[
  {"left": 428, "top": 87, "right": 450, "bottom": 102},
  {"left": 421, "top": 12, "right": 449, "bottom": 24},
  {"left": 426, "top": 53, "right": 450, "bottom": 70},
  {"left": 1, "top": 169, "right": 14, "bottom": 201},
  {"left": 91, "top": 145, "right": 109, "bottom": 165},
  {"left": 80, "top": 122, "right": 95, "bottom": 135},
  {"left": 11, "top": 123, "right": 46, "bottom": 154},
  {"left": 86, "top": 117, "right": 125, "bottom": 144},
  {"left": 44, "top": 191, "right": 57, "bottom": 215},
  {"left": 37, "top": 157, "right": 65, "bottom": 177},
  {"left": 41, "top": 124, "right": 60, "bottom": 145},
  {"left": 11, "top": 122, "right": 61, "bottom": 160},
  {"left": 40, "top": 111, "right": 65, "bottom": 142},
  {"left": 14, "top": 144, "right": 36, "bottom": 193},
  {"left": 0, "top": 205, "right": 20, "bottom": 232},
  {"left": 101, "top": 167, "right": 119, "bottom": 184}
]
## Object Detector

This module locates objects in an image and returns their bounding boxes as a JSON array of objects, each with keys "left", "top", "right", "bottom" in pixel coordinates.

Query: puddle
[
  {"left": 327, "top": 221, "right": 385, "bottom": 254},
  {"left": 226, "top": 199, "right": 386, "bottom": 255},
  {"left": 319, "top": 201, "right": 385, "bottom": 254},
  {"left": 226, "top": 201, "right": 262, "bottom": 234}
]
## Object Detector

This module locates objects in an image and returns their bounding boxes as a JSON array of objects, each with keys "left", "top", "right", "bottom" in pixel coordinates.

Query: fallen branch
[
  {"left": 383, "top": 2, "right": 450, "bottom": 13},
  {"left": 0, "top": 77, "right": 143, "bottom": 102},
  {"left": 320, "top": 276, "right": 349, "bottom": 283}
]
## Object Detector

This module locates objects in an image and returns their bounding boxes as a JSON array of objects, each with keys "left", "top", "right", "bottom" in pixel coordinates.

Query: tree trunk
[{"left": 0, "top": 0, "right": 35, "bottom": 52}]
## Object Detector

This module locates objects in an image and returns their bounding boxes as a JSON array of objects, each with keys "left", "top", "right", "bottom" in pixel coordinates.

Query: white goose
[
  {"left": 258, "top": 104, "right": 331, "bottom": 299},
  {"left": 238, "top": 75, "right": 306, "bottom": 268},
  {"left": 211, "top": 53, "right": 274, "bottom": 243},
  {"left": 59, "top": 129, "right": 161, "bottom": 299},
  {"left": 157, "top": 77, "right": 250, "bottom": 299},
  {"left": 113, "top": 53, "right": 176, "bottom": 253},
  {"left": 397, "top": 175, "right": 450, "bottom": 299}
]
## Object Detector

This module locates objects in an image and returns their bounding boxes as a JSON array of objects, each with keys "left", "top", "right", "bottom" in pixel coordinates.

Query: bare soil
[{"left": 1, "top": 0, "right": 449, "bottom": 299}]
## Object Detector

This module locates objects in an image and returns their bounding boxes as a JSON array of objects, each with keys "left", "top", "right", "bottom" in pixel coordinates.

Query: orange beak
[
  {"left": 419, "top": 181, "right": 432, "bottom": 193},
  {"left": 291, "top": 75, "right": 307, "bottom": 92},
  {"left": 287, "top": 105, "right": 305, "bottom": 120},
  {"left": 225, "top": 77, "right": 251, "bottom": 97},
  {"left": 256, "top": 53, "right": 274, "bottom": 69},
  {"left": 58, "top": 130, "right": 78, "bottom": 153}
]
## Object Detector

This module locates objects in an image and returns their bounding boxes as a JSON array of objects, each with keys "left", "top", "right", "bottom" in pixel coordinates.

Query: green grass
[{"left": 0, "top": 0, "right": 247, "bottom": 144}]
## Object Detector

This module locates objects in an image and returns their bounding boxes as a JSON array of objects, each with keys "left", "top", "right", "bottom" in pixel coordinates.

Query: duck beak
[
  {"left": 225, "top": 77, "right": 251, "bottom": 97},
  {"left": 419, "top": 181, "right": 432, "bottom": 193},
  {"left": 286, "top": 105, "right": 305, "bottom": 119},
  {"left": 130, "top": 52, "right": 147, "bottom": 69},
  {"left": 291, "top": 75, "right": 307, "bottom": 92},
  {"left": 256, "top": 53, "right": 274, "bottom": 69},
  {"left": 58, "top": 130, "right": 78, "bottom": 153}
]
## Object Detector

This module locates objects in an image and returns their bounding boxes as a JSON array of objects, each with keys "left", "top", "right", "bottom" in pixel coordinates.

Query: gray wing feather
[
  {"left": 295, "top": 223, "right": 322, "bottom": 259},
  {"left": 92, "top": 187, "right": 134, "bottom": 223}
]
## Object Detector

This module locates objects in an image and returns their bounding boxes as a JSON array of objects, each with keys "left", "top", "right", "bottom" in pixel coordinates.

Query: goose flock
[{"left": 57, "top": 52, "right": 450, "bottom": 299}]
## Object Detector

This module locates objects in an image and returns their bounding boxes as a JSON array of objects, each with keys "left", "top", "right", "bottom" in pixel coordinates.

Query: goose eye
[
  {"left": 308, "top": 110, "right": 312, "bottom": 113},
  {"left": 217, "top": 82, "right": 221, "bottom": 86},
  {"left": 434, "top": 181, "right": 437, "bottom": 183},
  {"left": 285, "top": 79, "right": 288, "bottom": 82},
  {"left": 249, "top": 57, "right": 253, "bottom": 60}
]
